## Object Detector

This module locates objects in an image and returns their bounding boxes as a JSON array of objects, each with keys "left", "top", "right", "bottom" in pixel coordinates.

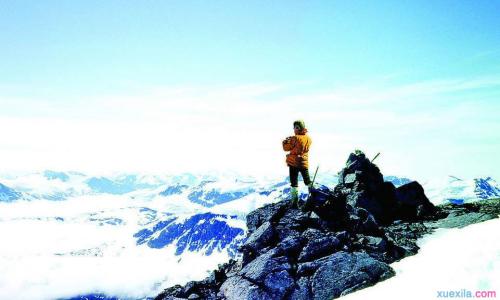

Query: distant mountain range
[
  {"left": 1, "top": 170, "right": 499, "bottom": 300},
  {"left": 0, "top": 170, "right": 498, "bottom": 205},
  {"left": 0, "top": 182, "right": 21, "bottom": 202},
  {"left": 422, "top": 176, "right": 500, "bottom": 204},
  {"left": 1, "top": 170, "right": 499, "bottom": 259}
]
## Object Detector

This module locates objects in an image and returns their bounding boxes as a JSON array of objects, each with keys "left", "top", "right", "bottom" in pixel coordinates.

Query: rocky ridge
[{"left": 154, "top": 151, "right": 500, "bottom": 300}]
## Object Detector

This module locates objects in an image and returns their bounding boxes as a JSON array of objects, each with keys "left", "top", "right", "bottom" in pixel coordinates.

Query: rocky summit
[{"left": 154, "top": 151, "right": 500, "bottom": 300}]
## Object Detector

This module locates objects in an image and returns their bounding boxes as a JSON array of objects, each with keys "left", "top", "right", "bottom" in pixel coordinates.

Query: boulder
[
  {"left": 263, "top": 269, "right": 295, "bottom": 299},
  {"left": 219, "top": 276, "right": 271, "bottom": 300},
  {"left": 307, "top": 187, "right": 348, "bottom": 227},
  {"left": 395, "top": 181, "right": 435, "bottom": 220},
  {"left": 354, "top": 207, "right": 383, "bottom": 236},
  {"left": 298, "top": 236, "right": 341, "bottom": 262},
  {"left": 275, "top": 208, "right": 311, "bottom": 240},
  {"left": 335, "top": 151, "right": 436, "bottom": 225},
  {"left": 288, "top": 276, "right": 312, "bottom": 300},
  {"left": 297, "top": 255, "right": 334, "bottom": 277},
  {"left": 238, "top": 250, "right": 291, "bottom": 283},
  {"left": 311, "top": 251, "right": 395, "bottom": 299},
  {"left": 277, "top": 235, "right": 305, "bottom": 256},
  {"left": 246, "top": 201, "right": 289, "bottom": 233},
  {"left": 241, "top": 221, "right": 275, "bottom": 252},
  {"left": 234, "top": 250, "right": 294, "bottom": 299},
  {"left": 361, "top": 235, "right": 388, "bottom": 251}
]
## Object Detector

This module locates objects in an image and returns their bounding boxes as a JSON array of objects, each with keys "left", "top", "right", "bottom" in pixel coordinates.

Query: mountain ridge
[
  {"left": 153, "top": 151, "right": 500, "bottom": 300},
  {"left": 1, "top": 170, "right": 498, "bottom": 205}
]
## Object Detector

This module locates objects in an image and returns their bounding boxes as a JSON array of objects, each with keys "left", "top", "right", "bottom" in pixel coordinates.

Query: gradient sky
[{"left": 1, "top": 1, "right": 499, "bottom": 181}]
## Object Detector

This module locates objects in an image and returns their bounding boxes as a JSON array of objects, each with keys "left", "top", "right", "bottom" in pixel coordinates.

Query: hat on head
[{"left": 293, "top": 119, "right": 306, "bottom": 130}]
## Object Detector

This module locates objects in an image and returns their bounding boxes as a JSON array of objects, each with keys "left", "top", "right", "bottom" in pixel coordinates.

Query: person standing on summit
[{"left": 282, "top": 120, "right": 313, "bottom": 208}]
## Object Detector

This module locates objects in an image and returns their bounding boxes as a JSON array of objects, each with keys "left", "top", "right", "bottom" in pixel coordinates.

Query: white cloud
[
  {"left": 0, "top": 195, "right": 233, "bottom": 300},
  {"left": 0, "top": 77, "right": 499, "bottom": 180}
]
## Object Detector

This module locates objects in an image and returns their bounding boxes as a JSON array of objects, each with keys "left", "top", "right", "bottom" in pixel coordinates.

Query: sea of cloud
[{"left": 0, "top": 195, "right": 234, "bottom": 300}]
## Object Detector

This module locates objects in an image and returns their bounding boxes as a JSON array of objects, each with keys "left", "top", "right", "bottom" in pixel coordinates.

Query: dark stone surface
[
  {"left": 241, "top": 221, "right": 275, "bottom": 252},
  {"left": 311, "top": 251, "right": 395, "bottom": 300},
  {"left": 246, "top": 201, "right": 289, "bottom": 234},
  {"left": 394, "top": 181, "right": 436, "bottom": 220},
  {"left": 298, "top": 236, "right": 341, "bottom": 262}
]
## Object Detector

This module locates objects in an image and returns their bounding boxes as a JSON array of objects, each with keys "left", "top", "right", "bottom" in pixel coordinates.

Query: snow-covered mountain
[
  {"left": 0, "top": 170, "right": 498, "bottom": 299},
  {"left": 422, "top": 175, "right": 500, "bottom": 204},
  {"left": 184, "top": 179, "right": 257, "bottom": 207},
  {"left": 86, "top": 174, "right": 165, "bottom": 195},
  {"left": 384, "top": 175, "right": 412, "bottom": 187},
  {"left": 0, "top": 171, "right": 202, "bottom": 201},
  {"left": 0, "top": 182, "right": 21, "bottom": 202},
  {"left": 474, "top": 177, "right": 500, "bottom": 199},
  {"left": 134, "top": 212, "right": 246, "bottom": 257},
  {"left": 2, "top": 170, "right": 499, "bottom": 208}
]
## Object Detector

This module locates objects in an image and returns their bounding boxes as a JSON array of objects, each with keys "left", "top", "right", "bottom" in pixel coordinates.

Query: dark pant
[{"left": 289, "top": 166, "right": 311, "bottom": 187}]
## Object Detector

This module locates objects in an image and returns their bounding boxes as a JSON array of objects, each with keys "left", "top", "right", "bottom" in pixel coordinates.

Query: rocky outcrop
[
  {"left": 154, "top": 151, "right": 500, "bottom": 300},
  {"left": 334, "top": 151, "right": 436, "bottom": 224}
]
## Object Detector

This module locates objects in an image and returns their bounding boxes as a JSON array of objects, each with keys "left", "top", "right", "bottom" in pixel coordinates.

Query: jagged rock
[
  {"left": 307, "top": 187, "right": 348, "bottom": 224},
  {"left": 335, "top": 151, "right": 437, "bottom": 225},
  {"left": 395, "top": 181, "right": 435, "bottom": 220},
  {"left": 301, "top": 228, "right": 325, "bottom": 241},
  {"left": 343, "top": 152, "right": 384, "bottom": 191},
  {"left": 277, "top": 235, "right": 305, "bottom": 256},
  {"left": 354, "top": 207, "right": 383, "bottom": 236},
  {"left": 241, "top": 221, "right": 275, "bottom": 251},
  {"left": 206, "top": 263, "right": 228, "bottom": 286},
  {"left": 219, "top": 276, "right": 270, "bottom": 300},
  {"left": 220, "top": 250, "right": 296, "bottom": 299},
  {"left": 334, "top": 231, "right": 350, "bottom": 243},
  {"left": 278, "top": 208, "right": 310, "bottom": 230},
  {"left": 155, "top": 151, "right": 498, "bottom": 300},
  {"left": 298, "top": 235, "right": 341, "bottom": 262},
  {"left": 297, "top": 255, "right": 333, "bottom": 277},
  {"left": 344, "top": 172, "right": 360, "bottom": 185},
  {"left": 361, "top": 235, "right": 388, "bottom": 251},
  {"left": 155, "top": 285, "right": 183, "bottom": 300},
  {"left": 263, "top": 269, "right": 295, "bottom": 298},
  {"left": 246, "top": 201, "right": 289, "bottom": 233},
  {"left": 311, "top": 251, "right": 395, "bottom": 300},
  {"left": 238, "top": 250, "right": 291, "bottom": 282},
  {"left": 275, "top": 208, "right": 310, "bottom": 240},
  {"left": 182, "top": 281, "right": 196, "bottom": 295},
  {"left": 347, "top": 191, "right": 389, "bottom": 225},
  {"left": 289, "top": 276, "right": 312, "bottom": 300},
  {"left": 376, "top": 181, "right": 398, "bottom": 211}
]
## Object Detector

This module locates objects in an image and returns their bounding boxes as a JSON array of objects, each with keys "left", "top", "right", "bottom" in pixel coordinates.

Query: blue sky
[{"left": 0, "top": 1, "right": 499, "bottom": 180}]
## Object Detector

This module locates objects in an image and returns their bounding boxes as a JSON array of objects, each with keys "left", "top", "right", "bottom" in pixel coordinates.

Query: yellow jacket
[{"left": 282, "top": 131, "right": 312, "bottom": 169}]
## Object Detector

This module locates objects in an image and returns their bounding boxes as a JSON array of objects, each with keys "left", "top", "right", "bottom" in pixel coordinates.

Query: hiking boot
[{"left": 290, "top": 187, "right": 299, "bottom": 208}]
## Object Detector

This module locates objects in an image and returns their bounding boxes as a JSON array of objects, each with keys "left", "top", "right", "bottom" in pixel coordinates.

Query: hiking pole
[
  {"left": 302, "top": 165, "right": 319, "bottom": 211},
  {"left": 310, "top": 165, "right": 319, "bottom": 189},
  {"left": 371, "top": 152, "right": 381, "bottom": 163}
]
